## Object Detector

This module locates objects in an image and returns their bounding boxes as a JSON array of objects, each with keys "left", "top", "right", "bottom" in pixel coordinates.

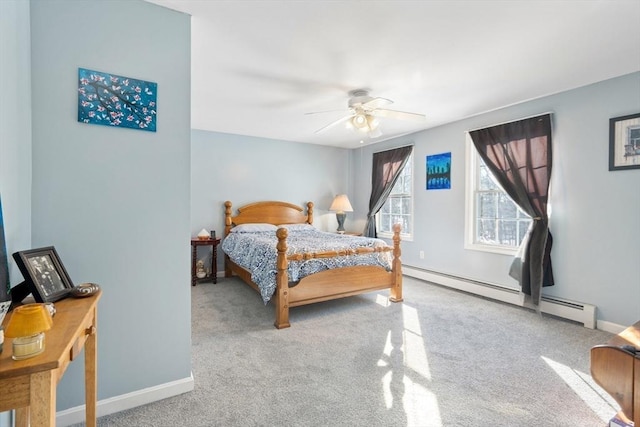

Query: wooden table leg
[
  {"left": 85, "top": 308, "right": 98, "bottom": 427},
  {"left": 634, "top": 357, "right": 639, "bottom": 425},
  {"left": 30, "top": 370, "right": 55, "bottom": 426},
  {"left": 212, "top": 244, "right": 217, "bottom": 284},
  {"left": 14, "top": 407, "right": 29, "bottom": 427},
  {"left": 191, "top": 243, "right": 197, "bottom": 286}
]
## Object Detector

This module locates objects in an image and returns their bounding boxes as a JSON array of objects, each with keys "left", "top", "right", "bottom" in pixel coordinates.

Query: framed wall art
[
  {"left": 426, "top": 152, "right": 452, "bottom": 190},
  {"left": 609, "top": 113, "right": 640, "bottom": 171},
  {"left": 12, "top": 246, "right": 75, "bottom": 303},
  {"left": 78, "top": 67, "right": 157, "bottom": 132}
]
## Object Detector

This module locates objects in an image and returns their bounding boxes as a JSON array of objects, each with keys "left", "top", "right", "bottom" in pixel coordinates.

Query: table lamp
[
  {"left": 329, "top": 194, "right": 353, "bottom": 234},
  {"left": 4, "top": 303, "right": 53, "bottom": 360}
]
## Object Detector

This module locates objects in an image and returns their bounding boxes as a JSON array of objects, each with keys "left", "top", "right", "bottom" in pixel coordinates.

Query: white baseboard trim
[
  {"left": 56, "top": 372, "right": 194, "bottom": 427},
  {"left": 404, "top": 265, "right": 597, "bottom": 329},
  {"left": 596, "top": 320, "right": 628, "bottom": 335}
]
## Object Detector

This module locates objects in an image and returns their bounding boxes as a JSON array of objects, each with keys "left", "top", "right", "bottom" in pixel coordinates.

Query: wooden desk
[
  {"left": 0, "top": 291, "right": 101, "bottom": 427},
  {"left": 191, "top": 237, "right": 220, "bottom": 286},
  {"left": 590, "top": 320, "right": 640, "bottom": 425}
]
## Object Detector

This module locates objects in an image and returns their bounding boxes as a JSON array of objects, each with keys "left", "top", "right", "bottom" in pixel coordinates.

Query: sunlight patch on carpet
[
  {"left": 403, "top": 375, "right": 442, "bottom": 427},
  {"left": 541, "top": 355, "right": 618, "bottom": 423},
  {"left": 375, "top": 293, "right": 391, "bottom": 307},
  {"left": 381, "top": 370, "right": 394, "bottom": 408},
  {"left": 379, "top": 304, "right": 441, "bottom": 426},
  {"left": 403, "top": 305, "right": 431, "bottom": 380}
]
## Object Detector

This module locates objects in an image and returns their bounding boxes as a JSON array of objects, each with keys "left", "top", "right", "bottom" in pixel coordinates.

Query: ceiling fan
[{"left": 306, "top": 89, "right": 426, "bottom": 138}]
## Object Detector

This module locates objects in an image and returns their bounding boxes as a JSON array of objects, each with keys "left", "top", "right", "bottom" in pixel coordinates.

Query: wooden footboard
[{"left": 273, "top": 223, "right": 402, "bottom": 329}]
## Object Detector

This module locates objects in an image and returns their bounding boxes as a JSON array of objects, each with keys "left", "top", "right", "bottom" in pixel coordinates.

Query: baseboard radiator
[{"left": 403, "top": 265, "right": 596, "bottom": 329}]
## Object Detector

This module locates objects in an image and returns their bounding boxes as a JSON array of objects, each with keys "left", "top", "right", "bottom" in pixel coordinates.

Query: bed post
[
  {"left": 224, "top": 201, "right": 233, "bottom": 278},
  {"left": 306, "top": 201, "right": 314, "bottom": 224},
  {"left": 389, "top": 223, "right": 403, "bottom": 302},
  {"left": 274, "top": 227, "right": 291, "bottom": 329}
]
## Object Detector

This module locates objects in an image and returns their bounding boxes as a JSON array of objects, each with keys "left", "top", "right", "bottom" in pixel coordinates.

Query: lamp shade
[
  {"left": 4, "top": 304, "right": 53, "bottom": 338},
  {"left": 329, "top": 195, "right": 353, "bottom": 213},
  {"left": 351, "top": 113, "right": 368, "bottom": 130},
  {"left": 366, "top": 115, "right": 379, "bottom": 130}
]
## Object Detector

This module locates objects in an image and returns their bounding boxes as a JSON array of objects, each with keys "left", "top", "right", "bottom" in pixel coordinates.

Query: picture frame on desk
[{"left": 12, "top": 246, "right": 75, "bottom": 303}]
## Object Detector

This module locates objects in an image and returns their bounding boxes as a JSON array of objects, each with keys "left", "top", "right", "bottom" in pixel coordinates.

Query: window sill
[{"left": 464, "top": 242, "right": 518, "bottom": 256}]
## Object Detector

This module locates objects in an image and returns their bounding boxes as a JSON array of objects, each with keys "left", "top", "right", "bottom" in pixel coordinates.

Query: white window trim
[
  {"left": 377, "top": 153, "right": 414, "bottom": 242},
  {"left": 464, "top": 133, "right": 520, "bottom": 256}
]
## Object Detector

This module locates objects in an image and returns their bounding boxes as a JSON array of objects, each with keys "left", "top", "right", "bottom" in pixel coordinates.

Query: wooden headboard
[{"left": 224, "top": 201, "right": 314, "bottom": 236}]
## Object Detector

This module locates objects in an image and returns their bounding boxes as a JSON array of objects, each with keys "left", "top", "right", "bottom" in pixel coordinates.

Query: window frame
[
  {"left": 464, "top": 133, "right": 531, "bottom": 255},
  {"left": 376, "top": 152, "right": 414, "bottom": 241}
]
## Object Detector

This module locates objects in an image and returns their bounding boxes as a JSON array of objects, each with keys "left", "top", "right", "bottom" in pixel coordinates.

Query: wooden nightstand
[
  {"left": 342, "top": 232, "right": 363, "bottom": 236},
  {"left": 190, "top": 237, "right": 221, "bottom": 286}
]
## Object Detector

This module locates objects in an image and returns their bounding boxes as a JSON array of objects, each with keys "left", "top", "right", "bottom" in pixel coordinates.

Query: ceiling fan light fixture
[
  {"left": 366, "top": 115, "right": 379, "bottom": 131},
  {"left": 310, "top": 89, "right": 423, "bottom": 138},
  {"left": 352, "top": 113, "right": 368, "bottom": 129},
  {"left": 349, "top": 111, "right": 381, "bottom": 135}
]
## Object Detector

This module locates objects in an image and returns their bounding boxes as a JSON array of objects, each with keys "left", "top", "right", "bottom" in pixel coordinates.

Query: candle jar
[{"left": 12, "top": 332, "right": 45, "bottom": 360}]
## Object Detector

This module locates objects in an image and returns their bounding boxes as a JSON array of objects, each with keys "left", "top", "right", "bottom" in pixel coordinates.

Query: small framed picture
[
  {"left": 12, "top": 246, "right": 75, "bottom": 303},
  {"left": 609, "top": 113, "right": 640, "bottom": 171}
]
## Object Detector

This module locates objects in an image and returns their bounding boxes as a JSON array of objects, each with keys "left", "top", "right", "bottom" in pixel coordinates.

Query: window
[
  {"left": 377, "top": 153, "right": 413, "bottom": 238},
  {"left": 465, "top": 135, "right": 531, "bottom": 254}
]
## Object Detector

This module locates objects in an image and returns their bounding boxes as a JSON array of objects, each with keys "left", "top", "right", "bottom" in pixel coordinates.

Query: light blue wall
[
  {"left": 191, "top": 130, "right": 353, "bottom": 271},
  {"left": 29, "top": 0, "right": 191, "bottom": 411},
  {"left": 351, "top": 72, "right": 640, "bottom": 327},
  {"left": 0, "top": 0, "right": 32, "bottom": 288},
  {"left": 0, "top": 2, "right": 32, "bottom": 425}
]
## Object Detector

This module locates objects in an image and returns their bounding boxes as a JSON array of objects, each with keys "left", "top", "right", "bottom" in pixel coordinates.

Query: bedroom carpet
[{"left": 73, "top": 276, "right": 618, "bottom": 427}]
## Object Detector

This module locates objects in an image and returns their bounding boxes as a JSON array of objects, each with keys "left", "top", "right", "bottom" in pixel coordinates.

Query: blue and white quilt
[{"left": 221, "top": 224, "right": 393, "bottom": 303}]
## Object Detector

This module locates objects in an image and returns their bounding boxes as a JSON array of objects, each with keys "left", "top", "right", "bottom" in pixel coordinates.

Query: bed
[{"left": 223, "top": 200, "right": 403, "bottom": 329}]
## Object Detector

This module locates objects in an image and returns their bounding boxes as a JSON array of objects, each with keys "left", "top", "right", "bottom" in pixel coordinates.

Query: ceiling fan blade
[
  {"left": 361, "top": 97, "right": 393, "bottom": 110},
  {"left": 304, "top": 109, "right": 349, "bottom": 116},
  {"left": 373, "top": 108, "right": 426, "bottom": 122},
  {"left": 314, "top": 115, "right": 353, "bottom": 134}
]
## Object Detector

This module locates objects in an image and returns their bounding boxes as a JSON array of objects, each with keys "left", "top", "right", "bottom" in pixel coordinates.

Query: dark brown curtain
[
  {"left": 469, "top": 114, "right": 554, "bottom": 305},
  {"left": 364, "top": 146, "right": 413, "bottom": 237}
]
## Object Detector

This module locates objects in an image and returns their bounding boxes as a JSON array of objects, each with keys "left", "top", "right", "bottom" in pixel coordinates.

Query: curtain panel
[
  {"left": 364, "top": 145, "right": 413, "bottom": 237},
  {"left": 469, "top": 114, "right": 554, "bottom": 305}
]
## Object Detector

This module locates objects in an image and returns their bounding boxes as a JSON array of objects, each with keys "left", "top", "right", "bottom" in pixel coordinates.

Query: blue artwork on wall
[
  {"left": 426, "top": 152, "right": 452, "bottom": 190},
  {"left": 78, "top": 68, "right": 157, "bottom": 132}
]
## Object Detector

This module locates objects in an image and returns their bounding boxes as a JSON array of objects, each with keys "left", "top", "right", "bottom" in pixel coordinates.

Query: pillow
[
  {"left": 276, "top": 223, "right": 314, "bottom": 231},
  {"left": 231, "top": 223, "right": 277, "bottom": 233}
]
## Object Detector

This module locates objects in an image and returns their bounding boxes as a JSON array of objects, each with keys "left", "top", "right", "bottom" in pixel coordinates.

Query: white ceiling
[{"left": 146, "top": 0, "right": 640, "bottom": 149}]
